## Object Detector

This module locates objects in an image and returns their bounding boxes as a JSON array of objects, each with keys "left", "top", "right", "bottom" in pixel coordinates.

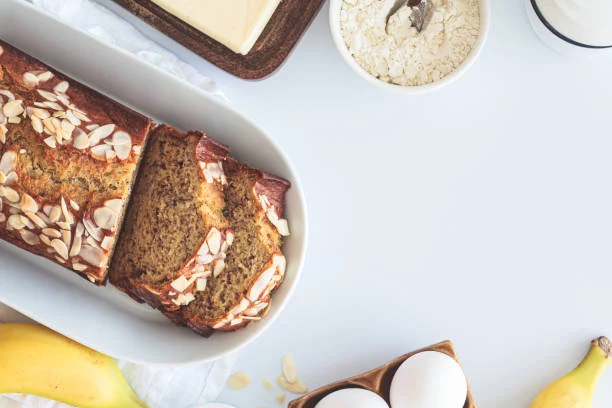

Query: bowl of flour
[{"left": 330, "top": 0, "right": 490, "bottom": 94}]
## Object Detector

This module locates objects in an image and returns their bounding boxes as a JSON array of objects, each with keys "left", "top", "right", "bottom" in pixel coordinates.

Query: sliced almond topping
[
  {"left": 42, "top": 228, "right": 62, "bottom": 238},
  {"left": 37, "top": 90, "right": 57, "bottom": 102},
  {"left": 4, "top": 171, "right": 17, "bottom": 186},
  {"left": 104, "top": 199, "right": 122, "bottom": 214},
  {"left": 73, "top": 128, "right": 89, "bottom": 150},
  {"left": 20, "top": 215, "right": 34, "bottom": 230},
  {"left": 206, "top": 228, "right": 222, "bottom": 255},
  {"left": 100, "top": 236, "right": 113, "bottom": 251},
  {"left": 50, "top": 239, "right": 69, "bottom": 259},
  {"left": 196, "top": 278, "right": 207, "bottom": 291},
  {"left": 213, "top": 259, "right": 225, "bottom": 278},
  {"left": 90, "top": 144, "right": 112, "bottom": 160},
  {"left": 20, "top": 193, "right": 39, "bottom": 213},
  {"left": 83, "top": 217, "right": 103, "bottom": 242},
  {"left": 56, "top": 221, "right": 70, "bottom": 231},
  {"left": 93, "top": 206, "right": 116, "bottom": 230},
  {"left": 61, "top": 229, "right": 71, "bottom": 248},
  {"left": 39, "top": 234, "right": 52, "bottom": 247},
  {"left": 0, "top": 186, "right": 20, "bottom": 203},
  {"left": 171, "top": 293, "right": 195, "bottom": 306},
  {"left": 7, "top": 116, "right": 21, "bottom": 124},
  {"left": 49, "top": 206, "right": 62, "bottom": 223},
  {"left": 20, "top": 229, "right": 40, "bottom": 246},
  {"left": 282, "top": 355, "right": 298, "bottom": 384},
  {"left": 69, "top": 200, "right": 80, "bottom": 211},
  {"left": 72, "top": 263, "right": 88, "bottom": 272},
  {"left": 7, "top": 214, "right": 25, "bottom": 230},
  {"left": 65, "top": 110, "right": 81, "bottom": 127},
  {"left": 23, "top": 72, "right": 39, "bottom": 88},
  {"left": 3, "top": 100, "right": 24, "bottom": 117},
  {"left": 277, "top": 375, "right": 308, "bottom": 395},
  {"left": 70, "top": 232, "right": 82, "bottom": 257},
  {"left": 88, "top": 124, "right": 115, "bottom": 146},
  {"left": 113, "top": 142, "right": 131, "bottom": 161},
  {"left": 227, "top": 372, "right": 251, "bottom": 390},
  {"left": 43, "top": 136, "right": 56, "bottom": 148},
  {"left": 36, "top": 71, "right": 54, "bottom": 82},
  {"left": 60, "top": 197, "right": 74, "bottom": 225},
  {"left": 0, "top": 151, "right": 16, "bottom": 175},
  {"left": 79, "top": 245, "right": 106, "bottom": 267},
  {"left": 25, "top": 212, "right": 47, "bottom": 229},
  {"left": 170, "top": 275, "right": 189, "bottom": 292},
  {"left": 31, "top": 116, "right": 44, "bottom": 133},
  {"left": 54, "top": 81, "right": 69, "bottom": 93}
]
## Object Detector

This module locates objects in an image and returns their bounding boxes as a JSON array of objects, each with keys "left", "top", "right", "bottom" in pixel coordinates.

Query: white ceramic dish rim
[
  {"left": 0, "top": 0, "right": 309, "bottom": 365},
  {"left": 328, "top": 0, "right": 491, "bottom": 95}
]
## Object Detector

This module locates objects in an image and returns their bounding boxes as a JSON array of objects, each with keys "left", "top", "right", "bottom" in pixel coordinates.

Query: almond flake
[
  {"left": 227, "top": 372, "right": 251, "bottom": 391},
  {"left": 72, "top": 262, "right": 87, "bottom": 272},
  {"left": 7, "top": 214, "right": 25, "bottom": 230},
  {"left": 100, "top": 236, "right": 113, "bottom": 251},
  {"left": 43, "top": 136, "right": 56, "bottom": 148},
  {"left": 3, "top": 100, "right": 24, "bottom": 117},
  {"left": 54, "top": 81, "right": 69, "bottom": 93},
  {"left": 36, "top": 71, "right": 54, "bottom": 82},
  {"left": 31, "top": 117, "right": 44, "bottom": 133},
  {"left": 20, "top": 229, "right": 40, "bottom": 246},
  {"left": 282, "top": 355, "right": 298, "bottom": 384},
  {"left": 23, "top": 72, "right": 39, "bottom": 88},
  {"left": 37, "top": 90, "right": 57, "bottom": 102}
]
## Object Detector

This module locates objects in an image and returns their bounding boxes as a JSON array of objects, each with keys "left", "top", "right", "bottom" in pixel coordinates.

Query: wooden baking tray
[
  {"left": 110, "top": 0, "right": 326, "bottom": 80},
  {"left": 289, "top": 340, "right": 477, "bottom": 408}
]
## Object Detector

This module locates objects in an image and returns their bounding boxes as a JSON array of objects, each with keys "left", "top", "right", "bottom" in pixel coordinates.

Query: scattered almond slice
[
  {"left": 263, "top": 379, "right": 275, "bottom": 391},
  {"left": 277, "top": 374, "right": 308, "bottom": 395},
  {"left": 282, "top": 354, "right": 298, "bottom": 384},
  {"left": 227, "top": 371, "right": 251, "bottom": 391},
  {"left": 276, "top": 394, "right": 286, "bottom": 405}
]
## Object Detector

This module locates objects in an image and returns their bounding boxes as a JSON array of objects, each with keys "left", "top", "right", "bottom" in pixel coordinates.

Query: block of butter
[{"left": 150, "top": 0, "right": 281, "bottom": 55}]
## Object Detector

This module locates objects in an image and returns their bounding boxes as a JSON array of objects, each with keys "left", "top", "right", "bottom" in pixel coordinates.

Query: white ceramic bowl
[
  {"left": 0, "top": 0, "right": 308, "bottom": 365},
  {"left": 526, "top": 0, "right": 612, "bottom": 57},
  {"left": 329, "top": 0, "right": 490, "bottom": 94}
]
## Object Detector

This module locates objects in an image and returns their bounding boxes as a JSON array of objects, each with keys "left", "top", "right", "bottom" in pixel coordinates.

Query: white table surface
[{"left": 13, "top": 0, "right": 612, "bottom": 407}]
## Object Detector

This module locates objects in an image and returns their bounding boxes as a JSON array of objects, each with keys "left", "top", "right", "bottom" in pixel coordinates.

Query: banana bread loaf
[
  {"left": 0, "top": 40, "right": 152, "bottom": 284},
  {"left": 110, "top": 125, "right": 290, "bottom": 336}
]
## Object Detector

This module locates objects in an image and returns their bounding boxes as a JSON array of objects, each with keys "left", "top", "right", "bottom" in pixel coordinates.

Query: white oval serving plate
[{"left": 0, "top": 0, "right": 308, "bottom": 365}]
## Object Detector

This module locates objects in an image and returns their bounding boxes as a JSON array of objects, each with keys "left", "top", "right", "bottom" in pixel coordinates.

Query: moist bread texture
[
  {"left": 110, "top": 125, "right": 291, "bottom": 336},
  {"left": 110, "top": 125, "right": 232, "bottom": 313},
  {"left": 0, "top": 40, "right": 151, "bottom": 284}
]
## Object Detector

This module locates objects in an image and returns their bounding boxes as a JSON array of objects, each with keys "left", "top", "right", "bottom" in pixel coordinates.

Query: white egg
[
  {"left": 390, "top": 351, "right": 467, "bottom": 408},
  {"left": 315, "top": 388, "right": 390, "bottom": 408}
]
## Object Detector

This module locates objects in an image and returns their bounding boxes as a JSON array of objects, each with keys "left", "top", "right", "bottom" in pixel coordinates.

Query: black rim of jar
[{"left": 531, "top": 0, "right": 612, "bottom": 49}]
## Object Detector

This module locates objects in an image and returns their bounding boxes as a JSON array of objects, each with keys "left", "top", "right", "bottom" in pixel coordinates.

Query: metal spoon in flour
[{"left": 385, "top": 0, "right": 431, "bottom": 33}]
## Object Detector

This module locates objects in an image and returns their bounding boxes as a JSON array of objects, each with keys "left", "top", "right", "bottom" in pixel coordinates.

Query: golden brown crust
[{"left": 0, "top": 40, "right": 151, "bottom": 284}]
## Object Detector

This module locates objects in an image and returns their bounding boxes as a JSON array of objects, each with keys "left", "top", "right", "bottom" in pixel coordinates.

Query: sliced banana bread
[
  {"left": 180, "top": 159, "right": 290, "bottom": 334},
  {"left": 110, "top": 125, "right": 233, "bottom": 312},
  {"left": 109, "top": 125, "right": 291, "bottom": 336},
  {"left": 0, "top": 40, "right": 151, "bottom": 284}
]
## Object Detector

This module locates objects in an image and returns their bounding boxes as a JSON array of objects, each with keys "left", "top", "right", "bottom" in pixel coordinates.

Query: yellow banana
[
  {"left": 0, "top": 323, "right": 148, "bottom": 408},
  {"left": 530, "top": 336, "right": 611, "bottom": 408}
]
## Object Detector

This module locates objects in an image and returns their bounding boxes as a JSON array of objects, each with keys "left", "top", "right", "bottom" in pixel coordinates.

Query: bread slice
[
  {"left": 110, "top": 125, "right": 291, "bottom": 336},
  {"left": 179, "top": 159, "right": 290, "bottom": 335},
  {"left": 0, "top": 40, "right": 151, "bottom": 284},
  {"left": 110, "top": 124, "right": 233, "bottom": 312}
]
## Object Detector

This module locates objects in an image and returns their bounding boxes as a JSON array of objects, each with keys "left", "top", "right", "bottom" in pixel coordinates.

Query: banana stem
[{"left": 569, "top": 337, "right": 612, "bottom": 392}]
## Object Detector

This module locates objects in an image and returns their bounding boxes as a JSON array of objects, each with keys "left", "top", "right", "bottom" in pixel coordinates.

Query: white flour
[{"left": 340, "top": 0, "right": 480, "bottom": 86}]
